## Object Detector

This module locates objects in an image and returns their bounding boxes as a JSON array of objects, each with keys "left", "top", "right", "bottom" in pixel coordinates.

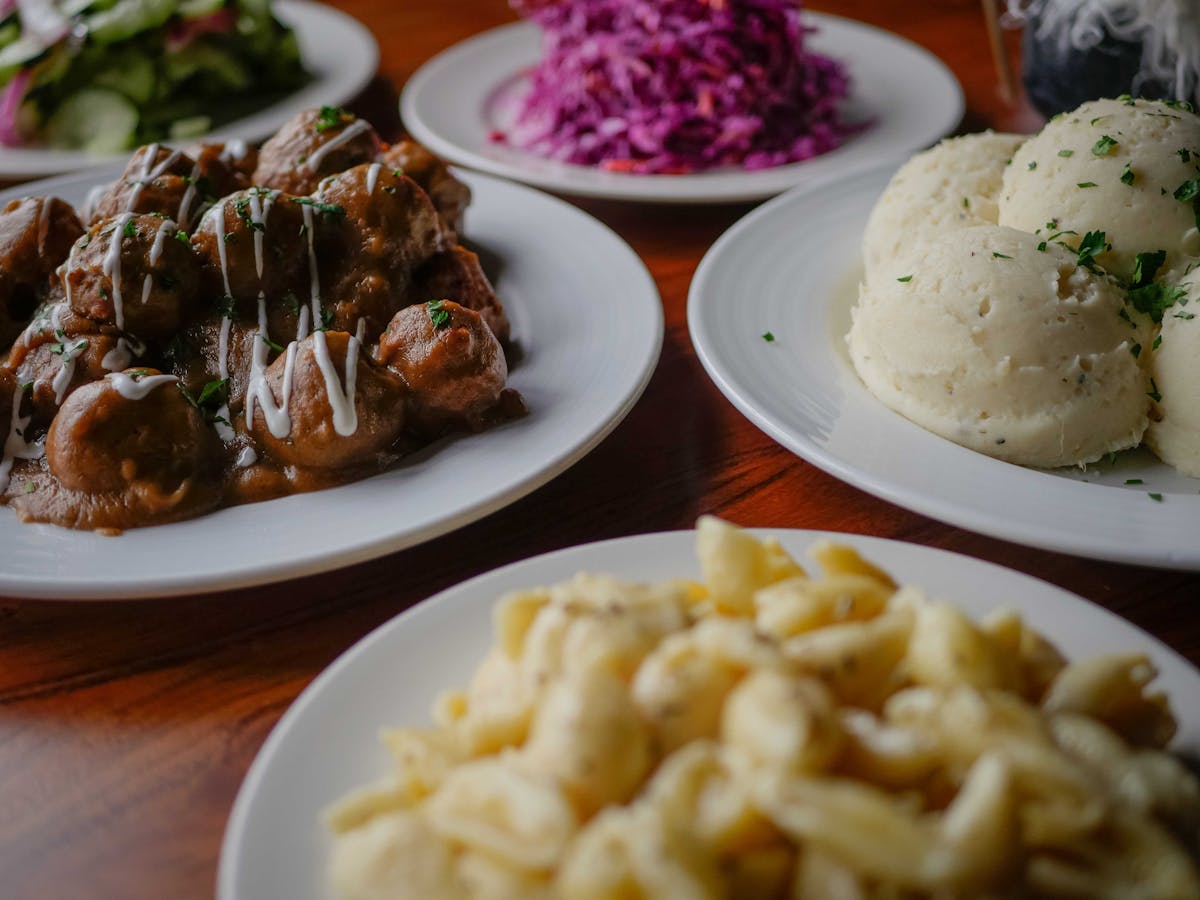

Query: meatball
[
  {"left": 253, "top": 107, "right": 381, "bottom": 196},
  {"left": 168, "top": 315, "right": 257, "bottom": 414},
  {"left": 376, "top": 300, "right": 506, "bottom": 435},
  {"left": 0, "top": 197, "right": 85, "bottom": 346},
  {"left": 250, "top": 330, "right": 406, "bottom": 469},
  {"left": 65, "top": 214, "right": 201, "bottom": 338},
  {"left": 188, "top": 140, "right": 259, "bottom": 194},
  {"left": 313, "top": 164, "right": 447, "bottom": 336},
  {"left": 8, "top": 303, "right": 126, "bottom": 424},
  {"left": 46, "top": 368, "right": 217, "bottom": 495},
  {"left": 405, "top": 246, "right": 509, "bottom": 343},
  {"left": 192, "top": 189, "right": 310, "bottom": 322},
  {"left": 382, "top": 139, "right": 471, "bottom": 234},
  {"left": 90, "top": 145, "right": 223, "bottom": 230}
]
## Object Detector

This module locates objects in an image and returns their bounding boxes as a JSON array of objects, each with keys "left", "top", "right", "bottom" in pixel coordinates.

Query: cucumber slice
[
  {"left": 93, "top": 50, "right": 157, "bottom": 104},
  {"left": 0, "top": 33, "right": 52, "bottom": 77},
  {"left": 84, "top": 0, "right": 177, "bottom": 45},
  {"left": 45, "top": 86, "right": 137, "bottom": 152}
]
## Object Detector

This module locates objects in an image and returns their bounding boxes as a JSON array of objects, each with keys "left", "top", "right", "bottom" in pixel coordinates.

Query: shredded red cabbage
[{"left": 500, "top": 0, "right": 853, "bottom": 174}]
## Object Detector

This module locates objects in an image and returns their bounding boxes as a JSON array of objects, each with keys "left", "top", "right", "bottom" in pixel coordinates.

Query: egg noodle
[{"left": 326, "top": 518, "right": 1200, "bottom": 899}]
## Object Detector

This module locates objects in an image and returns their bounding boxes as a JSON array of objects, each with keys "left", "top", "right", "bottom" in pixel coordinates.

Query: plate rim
[
  {"left": 399, "top": 14, "right": 964, "bottom": 204},
  {"left": 0, "top": 168, "right": 663, "bottom": 600},
  {"left": 0, "top": 0, "right": 380, "bottom": 178},
  {"left": 215, "top": 525, "right": 1200, "bottom": 900},
  {"left": 688, "top": 161, "right": 1200, "bottom": 571}
]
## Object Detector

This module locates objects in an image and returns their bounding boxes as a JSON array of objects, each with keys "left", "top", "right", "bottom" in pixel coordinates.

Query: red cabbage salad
[
  {"left": 0, "top": 0, "right": 308, "bottom": 153},
  {"left": 500, "top": 0, "right": 854, "bottom": 174}
]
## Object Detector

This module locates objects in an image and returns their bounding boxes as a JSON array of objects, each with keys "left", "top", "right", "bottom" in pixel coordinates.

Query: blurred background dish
[
  {"left": 400, "top": 14, "right": 963, "bottom": 203},
  {"left": 0, "top": 0, "right": 378, "bottom": 176}
]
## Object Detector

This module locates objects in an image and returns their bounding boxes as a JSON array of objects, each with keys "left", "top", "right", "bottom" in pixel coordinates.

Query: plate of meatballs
[{"left": 0, "top": 107, "right": 662, "bottom": 599}]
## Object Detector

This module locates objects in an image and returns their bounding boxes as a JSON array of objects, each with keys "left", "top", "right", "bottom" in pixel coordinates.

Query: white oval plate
[
  {"left": 400, "top": 15, "right": 963, "bottom": 204},
  {"left": 0, "top": 0, "right": 378, "bottom": 178},
  {"left": 217, "top": 527, "right": 1200, "bottom": 900},
  {"left": 689, "top": 163, "right": 1200, "bottom": 570},
  {"left": 0, "top": 169, "right": 662, "bottom": 599}
]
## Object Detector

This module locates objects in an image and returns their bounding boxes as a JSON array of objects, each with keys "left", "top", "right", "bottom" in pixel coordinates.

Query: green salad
[{"left": 0, "top": 0, "right": 309, "bottom": 152}]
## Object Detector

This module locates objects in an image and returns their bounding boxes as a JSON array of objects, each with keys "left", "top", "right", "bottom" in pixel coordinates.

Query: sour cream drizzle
[
  {"left": 365, "top": 162, "right": 382, "bottom": 196},
  {"left": 48, "top": 303, "right": 86, "bottom": 404},
  {"left": 101, "top": 336, "right": 144, "bottom": 373},
  {"left": 106, "top": 371, "right": 177, "bottom": 400},
  {"left": 0, "top": 382, "right": 44, "bottom": 495},
  {"left": 304, "top": 120, "right": 372, "bottom": 172},
  {"left": 311, "top": 329, "right": 360, "bottom": 436},
  {"left": 102, "top": 212, "right": 135, "bottom": 330},
  {"left": 124, "top": 145, "right": 183, "bottom": 214}
]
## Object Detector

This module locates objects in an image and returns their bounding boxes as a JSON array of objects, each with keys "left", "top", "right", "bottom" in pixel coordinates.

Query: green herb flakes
[
  {"left": 762, "top": 332, "right": 776, "bottom": 343},
  {"left": 1120, "top": 163, "right": 1135, "bottom": 185},
  {"left": 896, "top": 275, "right": 913, "bottom": 283},
  {"left": 1092, "top": 135, "right": 1118, "bottom": 156},
  {"left": 427, "top": 299, "right": 452, "bottom": 331},
  {"left": 1058, "top": 149, "right": 1074, "bottom": 157}
]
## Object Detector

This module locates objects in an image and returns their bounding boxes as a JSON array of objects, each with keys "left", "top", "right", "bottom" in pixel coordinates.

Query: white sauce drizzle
[
  {"left": 365, "top": 162, "right": 382, "bottom": 196},
  {"left": 124, "top": 145, "right": 182, "bottom": 214},
  {"left": 247, "top": 189, "right": 278, "bottom": 280},
  {"left": 106, "top": 371, "right": 177, "bottom": 400},
  {"left": 102, "top": 212, "right": 135, "bottom": 330},
  {"left": 212, "top": 199, "right": 233, "bottom": 299},
  {"left": 219, "top": 139, "right": 249, "bottom": 164},
  {"left": 62, "top": 240, "right": 78, "bottom": 309},
  {"left": 311, "top": 329, "right": 360, "bottom": 437},
  {"left": 0, "top": 382, "right": 44, "bottom": 495},
  {"left": 177, "top": 161, "right": 201, "bottom": 230},
  {"left": 235, "top": 446, "right": 258, "bottom": 468},
  {"left": 101, "top": 336, "right": 144, "bottom": 373},
  {"left": 149, "top": 217, "right": 176, "bottom": 267},
  {"left": 81, "top": 184, "right": 109, "bottom": 222},
  {"left": 48, "top": 303, "right": 86, "bottom": 404},
  {"left": 304, "top": 120, "right": 373, "bottom": 172}
]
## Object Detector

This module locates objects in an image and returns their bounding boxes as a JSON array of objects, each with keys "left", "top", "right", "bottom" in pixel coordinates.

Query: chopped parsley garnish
[
  {"left": 320, "top": 305, "right": 335, "bottom": 329},
  {"left": 217, "top": 294, "right": 236, "bottom": 319},
  {"left": 283, "top": 291, "right": 301, "bottom": 314},
  {"left": 174, "top": 230, "right": 191, "bottom": 248},
  {"left": 1075, "top": 230, "right": 1109, "bottom": 271},
  {"left": 962, "top": 197, "right": 969, "bottom": 209},
  {"left": 1147, "top": 378, "right": 1162, "bottom": 403},
  {"left": 1174, "top": 178, "right": 1200, "bottom": 202},
  {"left": 1176, "top": 310, "right": 1196, "bottom": 320},
  {"left": 896, "top": 275, "right": 913, "bottom": 282},
  {"left": 1120, "top": 163, "right": 1135, "bottom": 185},
  {"left": 178, "top": 378, "right": 230, "bottom": 421},
  {"left": 292, "top": 197, "right": 346, "bottom": 218},
  {"left": 1131, "top": 250, "right": 1166, "bottom": 287},
  {"left": 1149, "top": 492, "right": 1164, "bottom": 502},
  {"left": 122, "top": 218, "right": 137, "bottom": 239},
  {"left": 262, "top": 335, "right": 286, "bottom": 353},
  {"left": 1092, "top": 135, "right": 1118, "bottom": 156},
  {"left": 1027, "top": 161, "right": 1037, "bottom": 171},
  {"left": 992, "top": 252, "right": 1012, "bottom": 259},
  {"left": 1089, "top": 115, "right": 1110, "bottom": 126},
  {"left": 427, "top": 299, "right": 452, "bottom": 331},
  {"left": 1128, "top": 283, "right": 1187, "bottom": 323},
  {"left": 1107, "top": 451, "right": 1119, "bottom": 465},
  {"left": 1077, "top": 181, "right": 1098, "bottom": 188},
  {"left": 1058, "top": 149, "right": 1074, "bottom": 157},
  {"left": 1130, "top": 342, "right": 1142, "bottom": 358},
  {"left": 1153, "top": 334, "right": 1163, "bottom": 350},
  {"left": 315, "top": 105, "right": 351, "bottom": 132},
  {"left": 762, "top": 332, "right": 776, "bottom": 342},
  {"left": 1125, "top": 478, "right": 1144, "bottom": 485},
  {"left": 1179, "top": 148, "right": 1192, "bottom": 163},
  {"left": 22, "top": 481, "right": 35, "bottom": 494}
]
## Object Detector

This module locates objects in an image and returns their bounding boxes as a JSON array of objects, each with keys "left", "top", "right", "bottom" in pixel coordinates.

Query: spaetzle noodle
[{"left": 326, "top": 517, "right": 1200, "bottom": 899}]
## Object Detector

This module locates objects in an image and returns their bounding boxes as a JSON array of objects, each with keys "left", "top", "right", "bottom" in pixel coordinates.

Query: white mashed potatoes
[
  {"left": 853, "top": 96, "right": 1200, "bottom": 476},
  {"left": 861, "top": 131, "right": 1026, "bottom": 278},
  {"left": 1147, "top": 269, "right": 1200, "bottom": 476},
  {"left": 848, "top": 225, "right": 1149, "bottom": 468},
  {"left": 999, "top": 97, "right": 1200, "bottom": 280}
]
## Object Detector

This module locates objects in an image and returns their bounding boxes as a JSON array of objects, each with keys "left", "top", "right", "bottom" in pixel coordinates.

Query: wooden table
[{"left": 2, "top": 2, "right": 1197, "bottom": 898}]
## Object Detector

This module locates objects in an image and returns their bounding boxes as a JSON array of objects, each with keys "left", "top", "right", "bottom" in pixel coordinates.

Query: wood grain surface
[{"left": 2, "top": 2, "right": 1197, "bottom": 898}]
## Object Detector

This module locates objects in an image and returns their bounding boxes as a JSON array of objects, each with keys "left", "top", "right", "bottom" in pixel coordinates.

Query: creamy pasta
[{"left": 325, "top": 517, "right": 1200, "bottom": 899}]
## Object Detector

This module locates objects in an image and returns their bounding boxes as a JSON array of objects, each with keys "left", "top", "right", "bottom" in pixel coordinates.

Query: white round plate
[
  {"left": 0, "top": 169, "right": 662, "bottom": 599},
  {"left": 400, "top": 15, "right": 963, "bottom": 204},
  {"left": 217, "top": 527, "right": 1200, "bottom": 900},
  {"left": 689, "top": 164, "right": 1200, "bottom": 570},
  {"left": 0, "top": 0, "right": 378, "bottom": 178}
]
